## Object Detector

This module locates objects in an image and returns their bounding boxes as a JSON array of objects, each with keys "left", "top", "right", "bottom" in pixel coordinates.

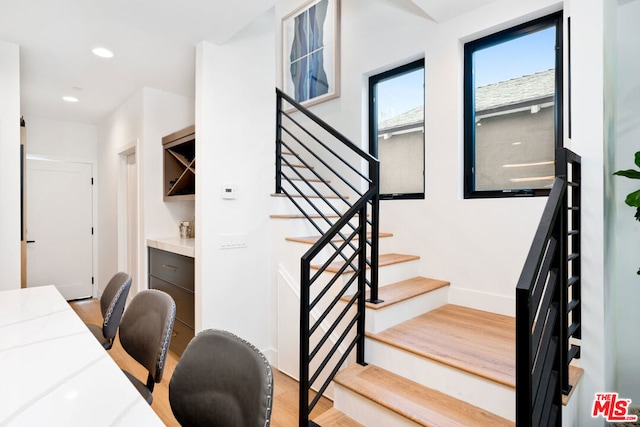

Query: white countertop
[
  {"left": 147, "top": 237, "right": 195, "bottom": 258},
  {"left": 0, "top": 285, "right": 164, "bottom": 426}
]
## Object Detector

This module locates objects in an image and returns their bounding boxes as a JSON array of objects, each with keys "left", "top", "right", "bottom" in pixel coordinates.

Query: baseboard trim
[{"left": 448, "top": 287, "right": 515, "bottom": 317}]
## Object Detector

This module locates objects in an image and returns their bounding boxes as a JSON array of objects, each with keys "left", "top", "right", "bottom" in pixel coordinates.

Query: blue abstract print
[{"left": 289, "top": 0, "right": 329, "bottom": 102}]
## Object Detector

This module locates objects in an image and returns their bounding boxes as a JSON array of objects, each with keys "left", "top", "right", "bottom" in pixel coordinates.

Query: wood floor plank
[
  {"left": 334, "top": 364, "right": 514, "bottom": 427},
  {"left": 313, "top": 407, "right": 364, "bottom": 426},
  {"left": 368, "top": 304, "right": 516, "bottom": 387}
]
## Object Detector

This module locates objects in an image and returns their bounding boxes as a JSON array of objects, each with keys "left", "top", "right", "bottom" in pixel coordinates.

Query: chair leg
[{"left": 146, "top": 373, "right": 155, "bottom": 393}]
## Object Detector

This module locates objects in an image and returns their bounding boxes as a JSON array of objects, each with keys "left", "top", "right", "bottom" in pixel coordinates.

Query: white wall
[
  {"left": 275, "top": 0, "right": 561, "bottom": 316},
  {"left": 23, "top": 116, "right": 97, "bottom": 163},
  {"left": 97, "top": 87, "right": 194, "bottom": 295},
  {"left": 568, "top": 0, "right": 612, "bottom": 424},
  {"left": 613, "top": 0, "right": 640, "bottom": 404},
  {"left": 195, "top": 10, "right": 276, "bottom": 358},
  {"left": 0, "top": 40, "right": 21, "bottom": 290}
]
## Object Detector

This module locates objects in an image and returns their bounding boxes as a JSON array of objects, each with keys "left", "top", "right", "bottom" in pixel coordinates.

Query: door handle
[{"left": 26, "top": 240, "right": 36, "bottom": 243}]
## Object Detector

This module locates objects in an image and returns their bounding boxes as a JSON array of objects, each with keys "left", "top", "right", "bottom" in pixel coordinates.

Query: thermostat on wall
[{"left": 222, "top": 184, "right": 237, "bottom": 199}]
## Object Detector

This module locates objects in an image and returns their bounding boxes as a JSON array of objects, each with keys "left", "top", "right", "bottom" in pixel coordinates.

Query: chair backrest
[
  {"left": 119, "top": 289, "right": 176, "bottom": 385},
  {"left": 169, "top": 329, "right": 273, "bottom": 427},
  {"left": 100, "top": 272, "right": 132, "bottom": 342}
]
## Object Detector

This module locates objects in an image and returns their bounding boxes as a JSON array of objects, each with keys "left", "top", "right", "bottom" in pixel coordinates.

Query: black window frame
[
  {"left": 369, "top": 58, "right": 425, "bottom": 200},
  {"left": 463, "top": 11, "right": 563, "bottom": 199}
]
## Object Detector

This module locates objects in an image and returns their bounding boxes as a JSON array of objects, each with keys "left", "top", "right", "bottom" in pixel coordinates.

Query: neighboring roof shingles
[
  {"left": 376, "top": 69, "right": 554, "bottom": 134},
  {"left": 475, "top": 69, "right": 555, "bottom": 112},
  {"left": 378, "top": 105, "right": 424, "bottom": 133}
]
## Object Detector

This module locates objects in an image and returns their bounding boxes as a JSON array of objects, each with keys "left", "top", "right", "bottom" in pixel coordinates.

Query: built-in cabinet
[
  {"left": 148, "top": 247, "right": 194, "bottom": 355},
  {"left": 163, "top": 124, "right": 195, "bottom": 201}
]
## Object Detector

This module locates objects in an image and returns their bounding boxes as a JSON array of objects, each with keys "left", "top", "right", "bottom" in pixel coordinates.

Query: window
[
  {"left": 369, "top": 59, "right": 425, "bottom": 200},
  {"left": 464, "top": 12, "right": 563, "bottom": 199}
]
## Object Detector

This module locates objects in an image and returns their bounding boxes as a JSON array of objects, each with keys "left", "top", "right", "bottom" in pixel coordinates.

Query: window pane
[
  {"left": 371, "top": 63, "right": 425, "bottom": 198},
  {"left": 464, "top": 13, "right": 561, "bottom": 198}
]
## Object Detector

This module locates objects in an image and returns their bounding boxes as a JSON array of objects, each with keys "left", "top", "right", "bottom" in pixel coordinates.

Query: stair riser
[
  {"left": 365, "top": 286, "right": 448, "bottom": 333},
  {"left": 365, "top": 340, "right": 515, "bottom": 421},
  {"left": 333, "top": 385, "right": 422, "bottom": 427},
  {"left": 285, "top": 237, "right": 396, "bottom": 266},
  {"left": 315, "top": 257, "right": 421, "bottom": 290}
]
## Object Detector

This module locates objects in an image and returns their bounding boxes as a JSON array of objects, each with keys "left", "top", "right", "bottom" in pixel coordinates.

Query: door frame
[{"left": 118, "top": 140, "right": 143, "bottom": 296}]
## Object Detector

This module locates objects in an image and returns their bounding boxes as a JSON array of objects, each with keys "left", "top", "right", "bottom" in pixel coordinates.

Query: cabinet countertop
[{"left": 147, "top": 237, "right": 195, "bottom": 258}]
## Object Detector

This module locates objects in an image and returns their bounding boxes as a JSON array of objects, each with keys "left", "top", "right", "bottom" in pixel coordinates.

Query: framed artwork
[{"left": 282, "top": 0, "right": 340, "bottom": 107}]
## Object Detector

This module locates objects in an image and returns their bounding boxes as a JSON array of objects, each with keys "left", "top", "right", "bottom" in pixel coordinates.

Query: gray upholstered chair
[
  {"left": 119, "top": 289, "right": 176, "bottom": 404},
  {"left": 169, "top": 329, "right": 273, "bottom": 427},
  {"left": 86, "top": 272, "right": 132, "bottom": 350}
]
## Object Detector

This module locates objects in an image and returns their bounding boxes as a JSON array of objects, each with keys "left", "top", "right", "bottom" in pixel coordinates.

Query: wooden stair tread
[
  {"left": 341, "top": 276, "right": 449, "bottom": 309},
  {"left": 334, "top": 364, "right": 514, "bottom": 427},
  {"left": 562, "top": 365, "right": 585, "bottom": 406},
  {"left": 367, "top": 304, "right": 515, "bottom": 388},
  {"left": 312, "top": 408, "right": 364, "bottom": 427},
  {"left": 286, "top": 232, "right": 393, "bottom": 245},
  {"left": 311, "top": 253, "right": 420, "bottom": 274}
]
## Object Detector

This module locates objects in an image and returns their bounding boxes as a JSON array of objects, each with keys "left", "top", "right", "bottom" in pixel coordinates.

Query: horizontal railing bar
[
  {"left": 277, "top": 88, "right": 378, "bottom": 165},
  {"left": 529, "top": 241, "right": 558, "bottom": 325},
  {"left": 517, "top": 178, "right": 566, "bottom": 293},
  {"left": 310, "top": 292, "right": 360, "bottom": 360},
  {"left": 309, "top": 241, "right": 360, "bottom": 294},
  {"left": 567, "top": 299, "right": 580, "bottom": 313},
  {"left": 307, "top": 336, "right": 359, "bottom": 414},
  {"left": 279, "top": 177, "right": 363, "bottom": 275},
  {"left": 531, "top": 268, "right": 558, "bottom": 332},
  {"left": 532, "top": 335, "right": 558, "bottom": 405},
  {"left": 302, "top": 188, "right": 376, "bottom": 262},
  {"left": 568, "top": 253, "right": 579, "bottom": 261},
  {"left": 281, "top": 153, "right": 352, "bottom": 211},
  {"left": 531, "top": 300, "right": 558, "bottom": 364},
  {"left": 310, "top": 275, "right": 358, "bottom": 335},
  {"left": 568, "top": 276, "right": 579, "bottom": 287},
  {"left": 309, "top": 314, "right": 360, "bottom": 386},
  {"left": 567, "top": 321, "right": 580, "bottom": 338},
  {"left": 533, "top": 371, "right": 558, "bottom": 427},
  {"left": 280, "top": 132, "right": 368, "bottom": 196},
  {"left": 280, "top": 116, "right": 370, "bottom": 184},
  {"left": 568, "top": 230, "right": 579, "bottom": 235},
  {"left": 568, "top": 344, "right": 580, "bottom": 362}
]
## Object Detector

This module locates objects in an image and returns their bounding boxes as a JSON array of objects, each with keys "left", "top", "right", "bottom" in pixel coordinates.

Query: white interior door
[{"left": 26, "top": 159, "right": 93, "bottom": 300}]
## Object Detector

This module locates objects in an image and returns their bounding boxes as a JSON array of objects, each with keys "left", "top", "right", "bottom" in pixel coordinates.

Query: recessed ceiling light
[
  {"left": 92, "top": 47, "right": 114, "bottom": 58},
  {"left": 63, "top": 96, "right": 79, "bottom": 103}
]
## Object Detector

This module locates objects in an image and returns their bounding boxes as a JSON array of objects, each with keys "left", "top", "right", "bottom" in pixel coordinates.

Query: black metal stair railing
[
  {"left": 516, "top": 147, "right": 581, "bottom": 427},
  {"left": 275, "top": 88, "right": 380, "bottom": 426}
]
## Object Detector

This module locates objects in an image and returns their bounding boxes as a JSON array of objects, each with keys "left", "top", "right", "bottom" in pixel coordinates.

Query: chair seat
[
  {"left": 123, "top": 370, "right": 153, "bottom": 404},
  {"left": 87, "top": 323, "right": 111, "bottom": 349}
]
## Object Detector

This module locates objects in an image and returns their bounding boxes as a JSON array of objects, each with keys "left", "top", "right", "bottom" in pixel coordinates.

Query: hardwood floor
[{"left": 70, "top": 298, "right": 332, "bottom": 426}]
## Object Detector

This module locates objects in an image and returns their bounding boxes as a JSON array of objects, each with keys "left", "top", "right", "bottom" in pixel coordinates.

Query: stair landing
[{"left": 368, "top": 304, "right": 515, "bottom": 387}]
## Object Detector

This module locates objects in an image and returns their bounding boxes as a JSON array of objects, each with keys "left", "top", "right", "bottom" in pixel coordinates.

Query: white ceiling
[
  {"left": 0, "top": 0, "right": 490, "bottom": 125},
  {"left": 0, "top": 0, "right": 276, "bottom": 124}
]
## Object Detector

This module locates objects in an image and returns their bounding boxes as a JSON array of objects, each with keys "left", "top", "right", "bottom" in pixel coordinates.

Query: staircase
[
  {"left": 272, "top": 89, "right": 583, "bottom": 426},
  {"left": 272, "top": 216, "right": 517, "bottom": 425}
]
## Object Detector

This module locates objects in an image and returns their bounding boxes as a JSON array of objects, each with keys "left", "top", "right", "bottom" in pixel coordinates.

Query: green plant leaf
[
  {"left": 636, "top": 207, "right": 640, "bottom": 222},
  {"left": 614, "top": 169, "right": 640, "bottom": 179},
  {"left": 625, "top": 189, "right": 640, "bottom": 208},
  {"left": 635, "top": 151, "right": 640, "bottom": 168}
]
